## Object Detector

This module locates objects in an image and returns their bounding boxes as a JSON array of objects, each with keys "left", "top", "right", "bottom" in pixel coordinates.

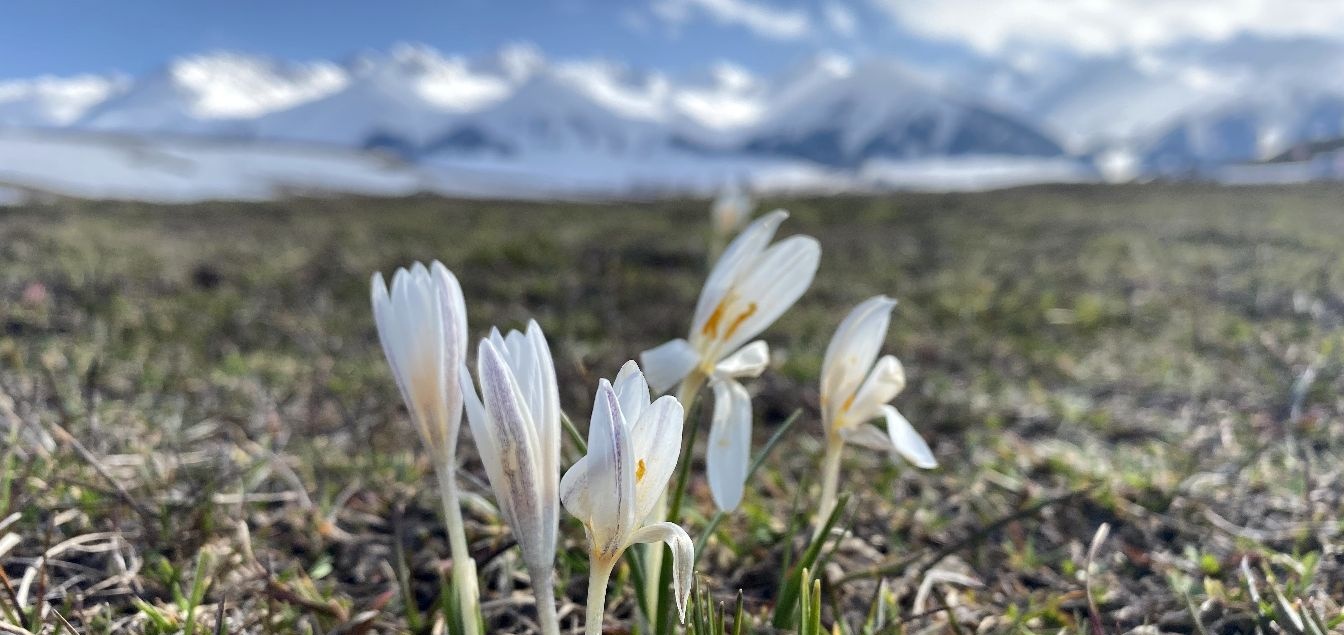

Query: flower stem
[
  {"left": 643, "top": 495, "right": 667, "bottom": 620},
  {"left": 436, "top": 466, "right": 482, "bottom": 635},
  {"left": 675, "top": 371, "right": 706, "bottom": 416},
  {"left": 645, "top": 371, "right": 706, "bottom": 623},
  {"left": 585, "top": 556, "right": 617, "bottom": 635},
  {"left": 530, "top": 565, "right": 562, "bottom": 635},
  {"left": 814, "top": 437, "right": 844, "bottom": 540}
]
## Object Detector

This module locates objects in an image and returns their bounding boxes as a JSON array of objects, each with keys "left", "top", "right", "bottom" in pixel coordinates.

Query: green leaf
[{"left": 772, "top": 494, "right": 849, "bottom": 629}]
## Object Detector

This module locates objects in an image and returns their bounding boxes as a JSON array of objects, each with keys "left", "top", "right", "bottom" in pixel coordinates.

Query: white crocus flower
[
  {"left": 370, "top": 261, "right": 481, "bottom": 635},
  {"left": 560, "top": 362, "right": 694, "bottom": 635},
  {"left": 460, "top": 321, "right": 562, "bottom": 635},
  {"left": 641, "top": 209, "right": 821, "bottom": 511},
  {"left": 816, "top": 295, "right": 937, "bottom": 529}
]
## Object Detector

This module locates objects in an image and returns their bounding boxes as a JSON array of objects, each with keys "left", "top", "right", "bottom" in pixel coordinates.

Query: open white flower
[
  {"left": 641, "top": 209, "right": 820, "bottom": 511},
  {"left": 560, "top": 361, "right": 694, "bottom": 635},
  {"left": 370, "top": 261, "right": 480, "bottom": 634},
  {"left": 816, "top": 295, "right": 937, "bottom": 526},
  {"left": 461, "top": 321, "right": 562, "bottom": 635}
]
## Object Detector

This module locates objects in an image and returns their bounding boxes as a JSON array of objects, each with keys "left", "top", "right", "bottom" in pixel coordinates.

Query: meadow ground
[{"left": 1, "top": 184, "right": 1343, "bottom": 634}]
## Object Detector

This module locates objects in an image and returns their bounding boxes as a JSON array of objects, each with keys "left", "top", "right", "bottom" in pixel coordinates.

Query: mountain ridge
[{"left": 3, "top": 39, "right": 1343, "bottom": 200}]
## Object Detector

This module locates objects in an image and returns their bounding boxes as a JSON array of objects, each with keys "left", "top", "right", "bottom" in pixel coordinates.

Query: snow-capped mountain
[
  {"left": 423, "top": 67, "right": 672, "bottom": 157},
  {"left": 0, "top": 75, "right": 129, "bottom": 128},
  {"left": 20, "top": 44, "right": 1070, "bottom": 165},
  {"left": 255, "top": 44, "right": 518, "bottom": 149},
  {"left": 3, "top": 38, "right": 1343, "bottom": 202},
  {"left": 668, "top": 62, "right": 767, "bottom": 136},
  {"left": 1142, "top": 89, "right": 1344, "bottom": 173},
  {"left": 734, "top": 59, "right": 1063, "bottom": 166},
  {"left": 77, "top": 53, "right": 347, "bottom": 136},
  {"left": 981, "top": 35, "right": 1344, "bottom": 161},
  {"left": 1021, "top": 55, "right": 1237, "bottom": 153}
]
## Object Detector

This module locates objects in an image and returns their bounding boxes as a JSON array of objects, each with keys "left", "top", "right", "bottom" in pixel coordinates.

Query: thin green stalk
[
  {"left": 625, "top": 545, "right": 651, "bottom": 618},
  {"left": 772, "top": 494, "right": 849, "bottom": 630},
  {"left": 435, "top": 467, "right": 482, "bottom": 635},
  {"left": 561, "top": 411, "right": 587, "bottom": 455},
  {"left": 0, "top": 423, "right": 19, "bottom": 516},
  {"left": 182, "top": 551, "right": 211, "bottom": 635},
  {"left": 391, "top": 513, "right": 424, "bottom": 631},
  {"left": 732, "top": 590, "right": 744, "bottom": 635},
  {"left": 653, "top": 541, "right": 678, "bottom": 635},
  {"left": 691, "top": 511, "right": 725, "bottom": 568}
]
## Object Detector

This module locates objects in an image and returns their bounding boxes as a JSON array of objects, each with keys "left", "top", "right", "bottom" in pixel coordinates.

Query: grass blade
[{"left": 773, "top": 494, "right": 849, "bottom": 629}]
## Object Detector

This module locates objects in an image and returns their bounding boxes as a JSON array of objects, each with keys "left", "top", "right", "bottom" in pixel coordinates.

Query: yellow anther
[
  {"left": 723, "top": 302, "right": 757, "bottom": 340},
  {"left": 701, "top": 299, "right": 728, "bottom": 338}
]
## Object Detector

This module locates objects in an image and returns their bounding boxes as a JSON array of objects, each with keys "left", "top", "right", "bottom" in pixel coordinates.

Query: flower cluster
[{"left": 370, "top": 206, "right": 937, "bottom": 634}]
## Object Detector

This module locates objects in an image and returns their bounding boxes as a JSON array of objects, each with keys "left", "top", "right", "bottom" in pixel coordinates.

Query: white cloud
[
  {"left": 653, "top": 0, "right": 813, "bottom": 40},
  {"left": 872, "top": 0, "right": 1344, "bottom": 55},
  {"left": 823, "top": 3, "right": 857, "bottom": 37}
]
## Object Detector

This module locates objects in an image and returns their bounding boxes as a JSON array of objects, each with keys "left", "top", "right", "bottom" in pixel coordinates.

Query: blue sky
[
  {"left": 0, "top": 0, "right": 878, "bottom": 78},
  {"left": 4, "top": 0, "right": 1344, "bottom": 80}
]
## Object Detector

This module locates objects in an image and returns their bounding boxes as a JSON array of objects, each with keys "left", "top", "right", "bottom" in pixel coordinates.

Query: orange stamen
[
  {"left": 723, "top": 302, "right": 758, "bottom": 340},
  {"left": 636, "top": 459, "right": 647, "bottom": 483},
  {"left": 701, "top": 299, "right": 728, "bottom": 338}
]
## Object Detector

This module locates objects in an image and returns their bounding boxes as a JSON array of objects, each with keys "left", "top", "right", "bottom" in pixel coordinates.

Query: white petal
[
  {"left": 430, "top": 261, "right": 468, "bottom": 366},
  {"left": 706, "top": 379, "right": 752, "bottom": 511},
  {"left": 846, "top": 355, "right": 906, "bottom": 425},
  {"left": 613, "top": 360, "right": 651, "bottom": 426},
  {"left": 374, "top": 264, "right": 455, "bottom": 459},
  {"left": 714, "top": 340, "right": 769, "bottom": 379},
  {"left": 821, "top": 296, "right": 897, "bottom": 419},
  {"left": 524, "top": 321, "right": 561, "bottom": 519},
  {"left": 478, "top": 340, "right": 551, "bottom": 566},
  {"left": 432, "top": 263, "right": 468, "bottom": 450},
  {"left": 882, "top": 405, "right": 936, "bottom": 469},
  {"left": 718, "top": 235, "right": 821, "bottom": 353},
  {"left": 639, "top": 339, "right": 699, "bottom": 395},
  {"left": 582, "top": 380, "right": 636, "bottom": 557},
  {"left": 488, "top": 326, "right": 507, "bottom": 361},
  {"left": 691, "top": 210, "right": 789, "bottom": 336},
  {"left": 628, "top": 522, "right": 695, "bottom": 624},
  {"left": 502, "top": 329, "right": 538, "bottom": 416},
  {"left": 371, "top": 271, "right": 412, "bottom": 429},
  {"left": 460, "top": 368, "right": 492, "bottom": 467},
  {"left": 370, "top": 272, "right": 400, "bottom": 388},
  {"left": 558, "top": 454, "right": 592, "bottom": 524},
  {"left": 841, "top": 423, "right": 892, "bottom": 451},
  {"left": 382, "top": 268, "right": 424, "bottom": 397},
  {"left": 463, "top": 360, "right": 518, "bottom": 537},
  {"left": 628, "top": 395, "right": 684, "bottom": 523}
]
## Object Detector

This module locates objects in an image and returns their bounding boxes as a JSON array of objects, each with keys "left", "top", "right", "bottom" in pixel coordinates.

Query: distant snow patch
[
  {"left": 860, "top": 156, "right": 1096, "bottom": 191},
  {"left": 0, "top": 129, "right": 430, "bottom": 202}
]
